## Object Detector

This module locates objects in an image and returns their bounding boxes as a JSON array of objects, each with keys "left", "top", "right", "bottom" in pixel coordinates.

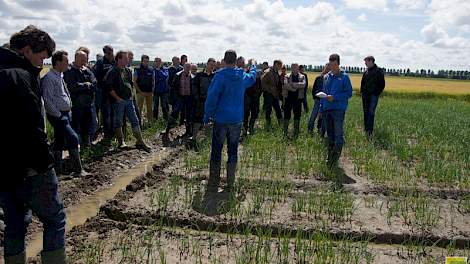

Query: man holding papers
[{"left": 319, "top": 54, "right": 353, "bottom": 176}]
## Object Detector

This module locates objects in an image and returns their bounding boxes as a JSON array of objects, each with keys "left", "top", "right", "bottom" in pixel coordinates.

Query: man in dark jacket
[
  {"left": 260, "top": 60, "right": 283, "bottom": 130},
  {"left": 192, "top": 58, "right": 216, "bottom": 142},
  {"left": 360, "top": 56, "right": 385, "bottom": 137},
  {"left": 243, "top": 62, "right": 267, "bottom": 136},
  {"left": 0, "top": 25, "right": 66, "bottom": 263},
  {"left": 164, "top": 63, "right": 194, "bottom": 137},
  {"left": 134, "top": 55, "right": 155, "bottom": 124},
  {"left": 167, "top": 56, "right": 183, "bottom": 110},
  {"left": 308, "top": 63, "right": 329, "bottom": 136},
  {"left": 300, "top": 65, "right": 309, "bottom": 113},
  {"left": 92, "top": 45, "right": 115, "bottom": 142},
  {"left": 106, "top": 51, "right": 150, "bottom": 152},
  {"left": 64, "top": 50, "right": 98, "bottom": 147},
  {"left": 153, "top": 57, "right": 169, "bottom": 120}
]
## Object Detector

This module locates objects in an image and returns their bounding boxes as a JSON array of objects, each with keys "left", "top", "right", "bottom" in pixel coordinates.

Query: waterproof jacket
[
  {"left": 0, "top": 47, "right": 54, "bottom": 189},
  {"left": 320, "top": 71, "right": 353, "bottom": 112},
  {"left": 204, "top": 65, "right": 257, "bottom": 124},
  {"left": 261, "top": 67, "right": 281, "bottom": 98},
  {"left": 63, "top": 65, "right": 97, "bottom": 108},
  {"left": 360, "top": 64, "right": 385, "bottom": 96}
]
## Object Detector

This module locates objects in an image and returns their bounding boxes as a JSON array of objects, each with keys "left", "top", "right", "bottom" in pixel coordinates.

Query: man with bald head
[
  {"left": 164, "top": 62, "right": 194, "bottom": 137},
  {"left": 64, "top": 49, "right": 98, "bottom": 147}
]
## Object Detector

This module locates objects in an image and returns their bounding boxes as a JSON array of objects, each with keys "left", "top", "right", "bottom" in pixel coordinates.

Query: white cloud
[
  {"left": 343, "top": 0, "right": 387, "bottom": 10},
  {"left": 394, "top": 0, "right": 427, "bottom": 10},
  {"left": 357, "top": 13, "right": 368, "bottom": 22},
  {"left": 0, "top": 0, "right": 468, "bottom": 70},
  {"left": 427, "top": 0, "right": 470, "bottom": 31}
]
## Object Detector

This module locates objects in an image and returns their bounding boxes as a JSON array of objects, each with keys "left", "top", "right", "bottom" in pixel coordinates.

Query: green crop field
[{"left": 62, "top": 78, "right": 470, "bottom": 263}]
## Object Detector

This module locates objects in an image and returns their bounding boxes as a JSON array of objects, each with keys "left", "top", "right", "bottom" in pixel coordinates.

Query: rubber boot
[
  {"left": 207, "top": 160, "right": 221, "bottom": 193},
  {"left": 331, "top": 145, "right": 343, "bottom": 169},
  {"left": 164, "top": 115, "right": 177, "bottom": 134},
  {"left": 133, "top": 127, "right": 151, "bottom": 152},
  {"left": 53, "top": 151, "right": 63, "bottom": 175},
  {"left": 326, "top": 143, "right": 335, "bottom": 169},
  {"left": 265, "top": 117, "right": 272, "bottom": 131},
  {"left": 5, "top": 252, "right": 26, "bottom": 264},
  {"left": 293, "top": 120, "right": 300, "bottom": 139},
  {"left": 41, "top": 248, "right": 66, "bottom": 264},
  {"left": 225, "top": 162, "right": 237, "bottom": 193},
  {"left": 69, "top": 149, "right": 90, "bottom": 177},
  {"left": 283, "top": 119, "right": 289, "bottom": 138},
  {"left": 248, "top": 119, "right": 256, "bottom": 135},
  {"left": 115, "top": 127, "right": 126, "bottom": 148},
  {"left": 277, "top": 118, "right": 282, "bottom": 127}
]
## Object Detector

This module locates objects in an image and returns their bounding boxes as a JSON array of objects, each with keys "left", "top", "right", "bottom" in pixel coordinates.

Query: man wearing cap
[{"left": 361, "top": 56, "right": 385, "bottom": 137}]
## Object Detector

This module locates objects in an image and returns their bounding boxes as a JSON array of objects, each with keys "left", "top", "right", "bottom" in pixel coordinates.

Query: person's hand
[
  {"left": 326, "top": 95, "right": 334, "bottom": 102},
  {"left": 116, "top": 97, "right": 124, "bottom": 103},
  {"left": 84, "top": 82, "right": 92, "bottom": 88},
  {"left": 248, "top": 59, "right": 257, "bottom": 67}
]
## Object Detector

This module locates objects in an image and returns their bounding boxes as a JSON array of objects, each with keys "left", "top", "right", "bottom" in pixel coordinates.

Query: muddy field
[{"left": 1, "top": 95, "right": 469, "bottom": 264}]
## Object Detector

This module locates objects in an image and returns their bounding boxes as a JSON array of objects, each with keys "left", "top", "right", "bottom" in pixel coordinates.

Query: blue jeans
[
  {"left": 308, "top": 99, "right": 321, "bottom": 131},
  {"left": 153, "top": 92, "right": 169, "bottom": 120},
  {"left": 0, "top": 169, "right": 66, "bottom": 256},
  {"left": 47, "top": 112, "right": 79, "bottom": 151},
  {"left": 210, "top": 122, "right": 242, "bottom": 164},
  {"left": 71, "top": 105, "right": 98, "bottom": 145},
  {"left": 324, "top": 110, "right": 346, "bottom": 149},
  {"left": 362, "top": 94, "right": 379, "bottom": 135},
  {"left": 113, "top": 99, "right": 140, "bottom": 129}
]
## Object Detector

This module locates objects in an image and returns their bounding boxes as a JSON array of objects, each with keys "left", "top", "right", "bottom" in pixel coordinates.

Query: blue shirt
[
  {"left": 154, "top": 67, "right": 169, "bottom": 93},
  {"left": 320, "top": 71, "right": 353, "bottom": 112},
  {"left": 204, "top": 65, "right": 257, "bottom": 124}
]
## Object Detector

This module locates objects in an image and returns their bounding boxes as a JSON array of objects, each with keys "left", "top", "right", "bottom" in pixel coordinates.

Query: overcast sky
[{"left": 1, "top": 0, "right": 469, "bottom": 70}]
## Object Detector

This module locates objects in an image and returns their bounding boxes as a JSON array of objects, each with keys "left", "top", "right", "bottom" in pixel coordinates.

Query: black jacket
[
  {"left": 0, "top": 47, "right": 54, "bottom": 189},
  {"left": 93, "top": 56, "right": 114, "bottom": 90},
  {"left": 105, "top": 66, "right": 134, "bottom": 101},
  {"left": 246, "top": 70, "right": 263, "bottom": 98},
  {"left": 312, "top": 74, "right": 324, "bottom": 99},
  {"left": 360, "top": 64, "right": 385, "bottom": 95},
  {"left": 63, "top": 65, "right": 97, "bottom": 108},
  {"left": 193, "top": 71, "right": 215, "bottom": 101}
]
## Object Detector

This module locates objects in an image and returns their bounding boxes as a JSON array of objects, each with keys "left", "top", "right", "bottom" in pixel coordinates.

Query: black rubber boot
[
  {"left": 293, "top": 120, "right": 300, "bottom": 138},
  {"left": 41, "top": 248, "right": 66, "bottom": 264},
  {"left": 5, "top": 252, "right": 25, "bottom": 264},
  {"left": 283, "top": 119, "right": 289, "bottom": 138},
  {"left": 207, "top": 160, "right": 221, "bottom": 193},
  {"left": 225, "top": 162, "right": 237, "bottom": 193}
]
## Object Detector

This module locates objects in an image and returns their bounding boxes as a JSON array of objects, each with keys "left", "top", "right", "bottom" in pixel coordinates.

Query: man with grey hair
[
  {"left": 281, "top": 63, "right": 306, "bottom": 138},
  {"left": 64, "top": 50, "right": 98, "bottom": 147}
]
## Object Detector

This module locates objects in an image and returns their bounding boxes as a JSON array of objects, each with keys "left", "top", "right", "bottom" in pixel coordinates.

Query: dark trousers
[
  {"left": 244, "top": 95, "right": 260, "bottom": 130},
  {"left": 47, "top": 112, "right": 79, "bottom": 151},
  {"left": 362, "top": 93, "right": 379, "bottom": 135},
  {"left": 284, "top": 97, "right": 302, "bottom": 121},
  {"left": 153, "top": 92, "right": 169, "bottom": 120},
  {"left": 210, "top": 122, "right": 243, "bottom": 164},
  {"left": 263, "top": 92, "right": 283, "bottom": 122},
  {"left": 324, "top": 110, "right": 346, "bottom": 149},
  {"left": 98, "top": 89, "right": 114, "bottom": 139},
  {"left": 71, "top": 105, "right": 98, "bottom": 145},
  {"left": 0, "top": 169, "right": 66, "bottom": 256},
  {"left": 169, "top": 95, "right": 193, "bottom": 127}
]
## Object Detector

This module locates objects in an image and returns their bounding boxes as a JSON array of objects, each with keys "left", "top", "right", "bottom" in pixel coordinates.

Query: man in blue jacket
[
  {"left": 204, "top": 50, "right": 257, "bottom": 193},
  {"left": 320, "top": 54, "right": 353, "bottom": 171}
]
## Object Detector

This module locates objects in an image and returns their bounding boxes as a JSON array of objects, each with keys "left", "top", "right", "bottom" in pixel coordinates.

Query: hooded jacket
[
  {"left": 204, "top": 65, "right": 257, "bottom": 124},
  {"left": 0, "top": 47, "right": 54, "bottom": 189}
]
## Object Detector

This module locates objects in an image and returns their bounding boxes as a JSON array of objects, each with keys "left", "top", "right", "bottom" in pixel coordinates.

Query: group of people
[{"left": 0, "top": 25, "right": 385, "bottom": 264}]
